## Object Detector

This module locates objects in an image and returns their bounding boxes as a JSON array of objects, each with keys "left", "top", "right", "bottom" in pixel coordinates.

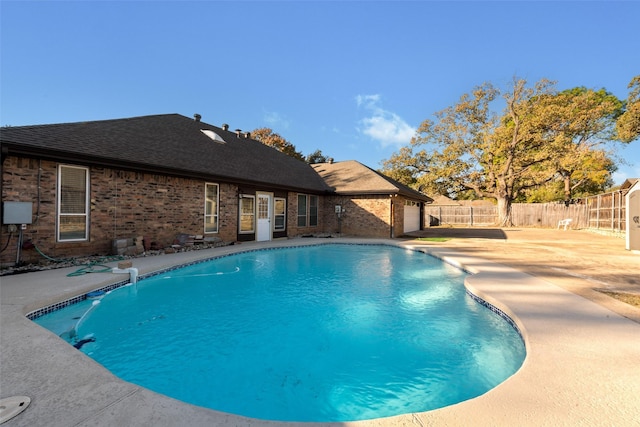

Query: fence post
[
  {"left": 611, "top": 192, "right": 615, "bottom": 231},
  {"left": 596, "top": 194, "right": 601, "bottom": 230},
  {"left": 617, "top": 191, "right": 622, "bottom": 232},
  {"left": 470, "top": 207, "right": 473, "bottom": 226}
]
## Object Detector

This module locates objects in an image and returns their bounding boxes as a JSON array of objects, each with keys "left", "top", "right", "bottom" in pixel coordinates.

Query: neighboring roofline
[
  {"left": 314, "top": 160, "right": 432, "bottom": 202},
  {"left": 621, "top": 178, "right": 639, "bottom": 190},
  {"left": 626, "top": 179, "right": 640, "bottom": 192}
]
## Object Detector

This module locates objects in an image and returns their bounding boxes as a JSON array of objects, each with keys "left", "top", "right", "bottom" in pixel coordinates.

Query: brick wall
[
  {"left": 321, "top": 194, "right": 395, "bottom": 238},
  {"left": 393, "top": 196, "right": 405, "bottom": 238},
  {"left": 286, "top": 192, "right": 324, "bottom": 237},
  {"left": 1, "top": 156, "right": 238, "bottom": 265},
  {"left": 1, "top": 155, "right": 416, "bottom": 266}
]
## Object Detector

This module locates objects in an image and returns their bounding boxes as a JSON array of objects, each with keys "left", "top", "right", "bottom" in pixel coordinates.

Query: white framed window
[
  {"left": 309, "top": 195, "right": 318, "bottom": 226},
  {"left": 239, "top": 195, "right": 255, "bottom": 233},
  {"left": 204, "top": 183, "right": 219, "bottom": 233},
  {"left": 297, "top": 194, "right": 318, "bottom": 227},
  {"left": 274, "top": 197, "right": 286, "bottom": 231},
  {"left": 57, "top": 164, "right": 89, "bottom": 241},
  {"left": 297, "top": 194, "right": 307, "bottom": 227}
]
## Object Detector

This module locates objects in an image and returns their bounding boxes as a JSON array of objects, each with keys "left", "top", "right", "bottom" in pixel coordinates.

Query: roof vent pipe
[
  {"left": 328, "top": 158, "right": 334, "bottom": 164},
  {"left": 235, "top": 129, "right": 242, "bottom": 137},
  {"left": 194, "top": 113, "right": 201, "bottom": 122},
  {"left": 222, "top": 123, "right": 229, "bottom": 131},
  {"left": 244, "top": 132, "right": 251, "bottom": 139}
]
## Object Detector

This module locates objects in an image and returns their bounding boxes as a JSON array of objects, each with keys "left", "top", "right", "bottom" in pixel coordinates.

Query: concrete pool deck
[{"left": 1, "top": 232, "right": 639, "bottom": 426}]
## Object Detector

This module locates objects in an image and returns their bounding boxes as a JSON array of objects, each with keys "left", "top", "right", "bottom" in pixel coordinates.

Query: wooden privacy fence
[
  {"left": 584, "top": 191, "right": 626, "bottom": 233},
  {"left": 425, "top": 206, "right": 497, "bottom": 226},
  {"left": 425, "top": 190, "right": 628, "bottom": 232},
  {"left": 511, "top": 203, "right": 589, "bottom": 228},
  {"left": 425, "top": 203, "right": 589, "bottom": 228}
]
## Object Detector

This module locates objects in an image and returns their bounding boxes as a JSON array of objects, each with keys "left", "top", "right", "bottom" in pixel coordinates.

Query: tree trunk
[
  {"left": 497, "top": 196, "right": 514, "bottom": 227},
  {"left": 562, "top": 172, "right": 572, "bottom": 206}
]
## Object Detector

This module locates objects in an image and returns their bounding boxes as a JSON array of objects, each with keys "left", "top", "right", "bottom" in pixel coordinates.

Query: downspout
[{"left": 389, "top": 196, "right": 394, "bottom": 239}]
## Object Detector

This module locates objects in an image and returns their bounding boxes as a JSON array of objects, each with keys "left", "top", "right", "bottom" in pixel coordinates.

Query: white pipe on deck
[{"left": 111, "top": 267, "right": 139, "bottom": 284}]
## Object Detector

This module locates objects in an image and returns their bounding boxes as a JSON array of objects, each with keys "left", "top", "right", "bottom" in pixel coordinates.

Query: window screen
[
  {"left": 240, "top": 196, "right": 255, "bottom": 233},
  {"left": 297, "top": 194, "right": 307, "bottom": 227},
  {"left": 58, "top": 165, "right": 89, "bottom": 241},
  {"left": 205, "top": 183, "right": 219, "bottom": 233},
  {"left": 274, "top": 198, "right": 286, "bottom": 231}
]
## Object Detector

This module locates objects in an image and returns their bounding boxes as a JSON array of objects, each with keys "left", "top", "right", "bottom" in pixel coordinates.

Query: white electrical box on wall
[{"left": 3, "top": 202, "right": 33, "bottom": 225}]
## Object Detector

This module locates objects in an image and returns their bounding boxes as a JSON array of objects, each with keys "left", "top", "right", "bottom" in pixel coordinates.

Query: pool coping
[{"left": 2, "top": 238, "right": 639, "bottom": 426}]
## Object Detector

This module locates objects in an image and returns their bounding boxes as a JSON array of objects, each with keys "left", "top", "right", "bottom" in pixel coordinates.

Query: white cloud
[
  {"left": 355, "top": 94, "right": 381, "bottom": 109},
  {"left": 263, "top": 111, "right": 290, "bottom": 130},
  {"left": 355, "top": 94, "right": 415, "bottom": 148}
]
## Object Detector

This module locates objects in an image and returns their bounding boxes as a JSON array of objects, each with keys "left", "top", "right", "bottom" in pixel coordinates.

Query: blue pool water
[{"left": 35, "top": 244, "right": 525, "bottom": 422}]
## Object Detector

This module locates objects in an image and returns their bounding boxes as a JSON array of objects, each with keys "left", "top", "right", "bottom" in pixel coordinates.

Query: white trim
[
  {"left": 57, "top": 164, "right": 89, "bottom": 242},
  {"left": 274, "top": 197, "right": 286, "bottom": 231},
  {"left": 256, "top": 192, "right": 273, "bottom": 242},
  {"left": 204, "top": 183, "right": 219, "bottom": 234},
  {"left": 239, "top": 195, "right": 256, "bottom": 234}
]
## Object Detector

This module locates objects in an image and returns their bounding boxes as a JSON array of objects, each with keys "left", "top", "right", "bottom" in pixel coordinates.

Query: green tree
[
  {"left": 616, "top": 75, "right": 640, "bottom": 142},
  {"left": 518, "top": 152, "right": 616, "bottom": 203},
  {"left": 384, "top": 79, "right": 557, "bottom": 225},
  {"left": 382, "top": 78, "right": 624, "bottom": 225},
  {"left": 251, "top": 127, "right": 305, "bottom": 161},
  {"left": 533, "top": 87, "right": 623, "bottom": 204},
  {"left": 306, "top": 149, "right": 329, "bottom": 164}
]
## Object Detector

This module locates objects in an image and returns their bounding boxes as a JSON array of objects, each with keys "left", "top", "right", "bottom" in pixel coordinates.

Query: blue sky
[{"left": 1, "top": 1, "right": 639, "bottom": 185}]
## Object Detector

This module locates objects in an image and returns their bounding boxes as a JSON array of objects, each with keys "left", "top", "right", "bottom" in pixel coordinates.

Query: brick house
[
  {"left": 312, "top": 160, "right": 432, "bottom": 238},
  {"left": 1, "top": 114, "right": 430, "bottom": 266}
]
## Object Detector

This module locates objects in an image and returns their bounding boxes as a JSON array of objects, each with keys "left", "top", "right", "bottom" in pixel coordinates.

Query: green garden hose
[
  {"left": 67, "top": 263, "right": 113, "bottom": 277},
  {"left": 29, "top": 240, "right": 124, "bottom": 277}
]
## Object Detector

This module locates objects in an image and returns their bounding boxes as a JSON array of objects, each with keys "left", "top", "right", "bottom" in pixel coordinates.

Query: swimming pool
[{"left": 34, "top": 244, "right": 525, "bottom": 422}]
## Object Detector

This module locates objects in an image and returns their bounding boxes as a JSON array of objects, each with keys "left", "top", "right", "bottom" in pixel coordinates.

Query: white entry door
[{"left": 256, "top": 193, "right": 272, "bottom": 242}]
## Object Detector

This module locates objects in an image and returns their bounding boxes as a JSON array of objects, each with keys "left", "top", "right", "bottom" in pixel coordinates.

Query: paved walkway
[{"left": 1, "top": 234, "right": 639, "bottom": 426}]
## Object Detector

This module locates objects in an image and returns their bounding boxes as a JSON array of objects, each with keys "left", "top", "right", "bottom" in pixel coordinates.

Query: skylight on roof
[{"left": 201, "top": 129, "right": 226, "bottom": 143}]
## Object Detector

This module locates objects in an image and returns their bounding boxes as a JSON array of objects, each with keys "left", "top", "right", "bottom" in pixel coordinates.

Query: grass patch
[
  {"left": 598, "top": 290, "right": 640, "bottom": 308},
  {"left": 413, "top": 237, "right": 451, "bottom": 242}
]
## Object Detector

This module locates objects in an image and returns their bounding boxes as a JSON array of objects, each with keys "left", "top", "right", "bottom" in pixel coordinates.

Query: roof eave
[
  {"left": 333, "top": 189, "right": 432, "bottom": 202},
  {"left": 1, "top": 143, "right": 329, "bottom": 194}
]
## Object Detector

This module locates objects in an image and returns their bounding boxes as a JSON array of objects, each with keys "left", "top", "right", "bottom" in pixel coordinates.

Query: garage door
[{"left": 404, "top": 204, "right": 421, "bottom": 233}]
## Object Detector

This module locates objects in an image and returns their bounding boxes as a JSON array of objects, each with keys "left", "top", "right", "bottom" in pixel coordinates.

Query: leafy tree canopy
[
  {"left": 616, "top": 75, "right": 640, "bottom": 142},
  {"left": 381, "top": 77, "right": 625, "bottom": 226},
  {"left": 251, "top": 127, "right": 305, "bottom": 161},
  {"left": 306, "top": 149, "right": 330, "bottom": 164},
  {"left": 251, "top": 129, "right": 333, "bottom": 164}
]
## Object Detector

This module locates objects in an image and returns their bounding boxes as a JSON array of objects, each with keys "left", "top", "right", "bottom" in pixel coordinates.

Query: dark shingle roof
[
  {"left": 311, "top": 160, "right": 432, "bottom": 202},
  {"left": 0, "top": 114, "right": 331, "bottom": 193}
]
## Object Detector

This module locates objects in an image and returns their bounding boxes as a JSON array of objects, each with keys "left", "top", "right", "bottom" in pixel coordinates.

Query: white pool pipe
[{"left": 112, "top": 267, "right": 139, "bottom": 284}]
